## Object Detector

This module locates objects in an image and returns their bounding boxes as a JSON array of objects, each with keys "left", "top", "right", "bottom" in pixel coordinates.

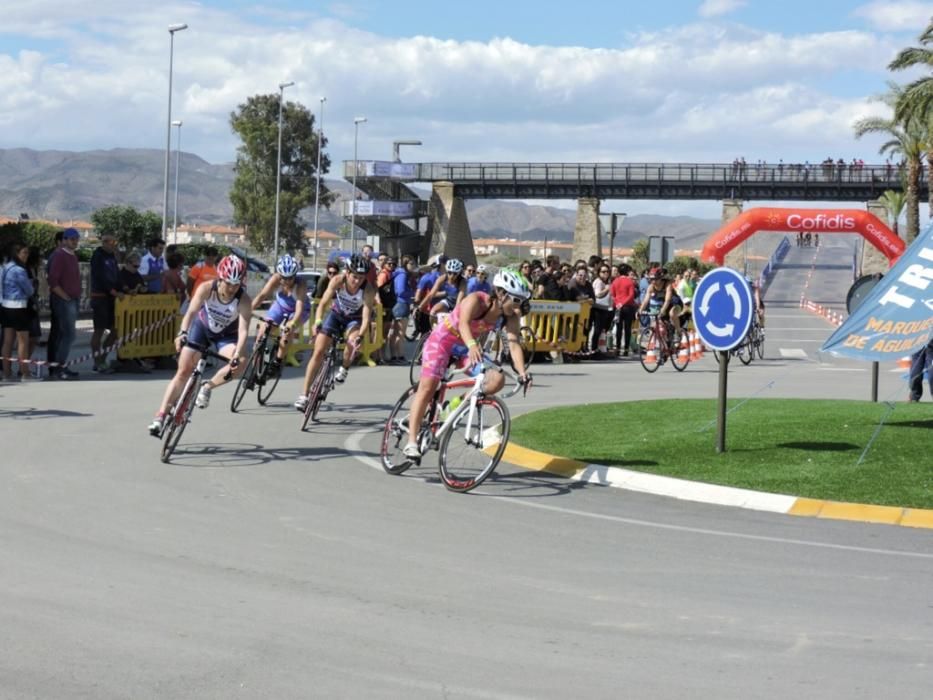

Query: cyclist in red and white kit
[{"left": 148, "top": 255, "right": 251, "bottom": 435}]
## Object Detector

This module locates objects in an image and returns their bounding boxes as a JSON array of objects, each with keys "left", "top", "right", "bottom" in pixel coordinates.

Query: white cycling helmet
[
  {"left": 276, "top": 254, "right": 299, "bottom": 277},
  {"left": 493, "top": 268, "right": 531, "bottom": 300},
  {"left": 446, "top": 258, "right": 464, "bottom": 274}
]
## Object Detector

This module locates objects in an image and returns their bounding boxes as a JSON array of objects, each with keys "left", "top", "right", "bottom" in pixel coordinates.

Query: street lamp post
[
  {"left": 598, "top": 212, "right": 626, "bottom": 268},
  {"left": 161, "top": 23, "right": 187, "bottom": 239},
  {"left": 312, "top": 96, "right": 326, "bottom": 271},
  {"left": 171, "top": 120, "right": 182, "bottom": 244},
  {"left": 273, "top": 80, "right": 295, "bottom": 262},
  {"left": 350, "top": 116, "right": 367, "bottom": 254}
]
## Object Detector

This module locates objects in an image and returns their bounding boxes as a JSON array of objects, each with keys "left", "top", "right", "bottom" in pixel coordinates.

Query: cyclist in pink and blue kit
[{"left": 403, "top": 268, "right": 532, "bottom": 459}]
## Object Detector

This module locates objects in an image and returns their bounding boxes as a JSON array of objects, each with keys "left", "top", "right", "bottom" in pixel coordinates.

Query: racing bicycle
[
  {"left": 160, "top": 344, "right": 236, "bottom": 464},
  {"left": 638, "top": 312, "right": 690, "bottom": 373},
  {"left": 299, "top": 333, "right": 360, "bottom": 431},
  {"left": 382, "top": 357, "right": 531, "bottom": 493},
  {"left": 230, "top": 317, "right": 288, "bottom": 411}
]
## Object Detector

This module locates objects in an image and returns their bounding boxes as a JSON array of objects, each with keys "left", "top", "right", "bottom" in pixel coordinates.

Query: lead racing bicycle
[
  {"left": 159, "top": 343, "right": 236, "bottom": 464},
  {"left": 381, "top": 356, "right": 532, "bottom": 493}
]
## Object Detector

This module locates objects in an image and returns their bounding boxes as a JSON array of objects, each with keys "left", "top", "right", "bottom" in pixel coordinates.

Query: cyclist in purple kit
[{"left": 250, "top": 254, "right": 309, "bottom": 371}]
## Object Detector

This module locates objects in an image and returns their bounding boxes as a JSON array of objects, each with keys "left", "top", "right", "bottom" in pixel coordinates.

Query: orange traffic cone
[
  {"left": 678, "top": 338, "right": 691, "bottom": 364},
  {"left": 645, "top": 340, "right": 658, "bottom": 366},
  {"left": 897, "top": 356, "right": 912, "bottom": 370}
]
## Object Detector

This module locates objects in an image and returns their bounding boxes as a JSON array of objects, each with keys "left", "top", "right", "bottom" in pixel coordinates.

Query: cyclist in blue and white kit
[
  {"left": 148, "top": 255, "right": 251, "bottom": 435},
  {"left": 294, "top": 254, "right": 376, "bottom": 411},
  {"left": 421, "top": 258, "right": 468, "bottom": 317},
  {"left": 250, "top": 254, "right": 309, "bottom": 372}
]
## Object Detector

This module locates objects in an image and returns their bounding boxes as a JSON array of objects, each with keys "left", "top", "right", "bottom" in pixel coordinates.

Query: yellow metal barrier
[
  {"left": 284, "top": 299, "right": 384, "bottom": 368},
  {"left": 115, "top": 294, "right": 180, "bottom": 359},
  {"left": 525, "top": 300, "right": 592, "bottom": 355}
]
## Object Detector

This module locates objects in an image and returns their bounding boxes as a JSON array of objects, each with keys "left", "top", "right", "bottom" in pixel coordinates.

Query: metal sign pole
[
  {"left": 871, "top": 361, "right": 879, "bottom": 403},
  {"left": 717, "top": 351, "right": 729, "bottom": 453}
]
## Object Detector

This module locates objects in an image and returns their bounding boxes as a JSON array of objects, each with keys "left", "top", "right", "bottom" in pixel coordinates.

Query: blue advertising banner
[{"left": 821, "top": 221, "right": 933, "bottom": 361}]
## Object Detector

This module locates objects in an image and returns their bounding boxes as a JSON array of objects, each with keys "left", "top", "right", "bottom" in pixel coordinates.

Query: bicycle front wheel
[
  {"left": 670, "top": 332, "right": 690, "bottom": 372},
  {"left": 161, "top": 376, "right": 198, "bottom": 463},
  {"left": 638, "top": 328, "right": 661, "bottom": 373},
  {"left": 257, "top": 344, "right": 281, "bottom": 405},
  {"left": 380, "top": 385, "right": 420, "bottom": 475},
  {"left": 738, "top": 336, "right": 753, "bottom": 365},
  {"left": 438, "top": 396, "right": 510, "bottom": 493},
  {"left": 230, "top": 344, "right": 261, "bottom": 412},
  {"left": 301, "top": 355, "right": 332, "bottom": 430}
]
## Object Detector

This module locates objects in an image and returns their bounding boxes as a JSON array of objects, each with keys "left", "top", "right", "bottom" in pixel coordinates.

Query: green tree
[
  {"left": 889, "top": 20, "right": 933, "bottom": 122},
  {"left": 91, "top": 205, "right": 162, "bottom": 250},
  {"left": 631, "top": 239, "right": 650, "bottom": 272},
  {"left": 229, "top": 93, "right": 331, "bottom": 252},
  {"left": 23, "top": 221, "right": 62, "bottom": 253},
  {"left": 853, "top": 83, "right": 925, "bottom": 243},
  {"left": 877, "top": 189, "right": 907, "bottom": 236}
]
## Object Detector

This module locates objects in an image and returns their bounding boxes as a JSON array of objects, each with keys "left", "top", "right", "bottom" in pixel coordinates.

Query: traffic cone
[
  {"left": 897, "top": 356, "right": 912, "bottom": 370},
  {"left": 678, "top": 338, "right": 690, "bottom": 364},
  {"left": 690, "top": 331, "right": 702, "bottom": 360},
  {"left": 597, "top": 332, "right": 607, "bottom": 355},
  {"left": 645, "top": 339, "right": 658, "bottom": 366}
]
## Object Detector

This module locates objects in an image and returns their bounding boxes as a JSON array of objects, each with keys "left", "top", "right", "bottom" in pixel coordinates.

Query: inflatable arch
[{"left": 700, "top": 207, "right": 905, "bottom": 266}]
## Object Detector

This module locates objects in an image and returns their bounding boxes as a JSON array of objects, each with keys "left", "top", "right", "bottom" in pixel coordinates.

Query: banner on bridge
[{"left": 821, "top": 221, "right": 933, "bottom": 362}]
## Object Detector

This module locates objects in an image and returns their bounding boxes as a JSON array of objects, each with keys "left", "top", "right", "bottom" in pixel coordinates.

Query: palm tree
[
  {"left": 889, "top": 20, "right": 933, "bottom": 122},
  {"left": 853, "top": 83, "right": 925, "bottom": 242},
  {"left": 877, "top": 189, "right": 907, "bottom": 236}
]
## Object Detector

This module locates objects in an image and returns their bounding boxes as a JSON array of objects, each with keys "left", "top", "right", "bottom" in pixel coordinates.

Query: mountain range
[{"left": 0, "top": 148, "right": 723, "bottom": 247}]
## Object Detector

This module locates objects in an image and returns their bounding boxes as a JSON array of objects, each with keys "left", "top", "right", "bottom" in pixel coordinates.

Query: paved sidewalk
[{"left": 501, "top": 442, "right": 933, "bottom": 530}]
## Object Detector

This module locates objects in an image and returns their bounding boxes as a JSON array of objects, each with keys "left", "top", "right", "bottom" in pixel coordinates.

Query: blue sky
[{"left": 0, "top": 0, "right": 931, "bottom": 218}]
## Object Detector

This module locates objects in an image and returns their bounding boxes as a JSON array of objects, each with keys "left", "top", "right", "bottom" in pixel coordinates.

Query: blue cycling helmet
[{"left": 276, "top": 254, "right": 299, "bottom": 278}]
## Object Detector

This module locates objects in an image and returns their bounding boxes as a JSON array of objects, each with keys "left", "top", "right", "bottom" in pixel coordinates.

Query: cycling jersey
[
  {"left": 188, "top": 281, "right": 243, "bottom": 348},
  {"left": 266, "top": 284, "right": 311, "bottom": 325},
  {"left": 420, "top": 292, "right": 498, "bottom": 380}
]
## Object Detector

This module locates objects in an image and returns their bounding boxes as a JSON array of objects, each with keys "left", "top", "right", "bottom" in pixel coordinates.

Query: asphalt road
[{"left": 1, "top": 250, "right": 931, "bottom": 699}]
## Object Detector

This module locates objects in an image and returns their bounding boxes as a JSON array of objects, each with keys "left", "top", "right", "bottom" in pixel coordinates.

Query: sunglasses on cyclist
[{"left": 505, "top": 294, "right": 531, "bottom": 315}]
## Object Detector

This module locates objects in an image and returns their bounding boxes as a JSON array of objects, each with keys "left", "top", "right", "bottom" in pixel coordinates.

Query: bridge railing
[{"left": 407, "top": 162, "right": 921, "bottom": 187}]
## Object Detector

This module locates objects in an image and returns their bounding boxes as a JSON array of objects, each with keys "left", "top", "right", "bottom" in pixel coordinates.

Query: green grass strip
[{"left": 511, "top": 399, "right": 933, "bottom": 509}]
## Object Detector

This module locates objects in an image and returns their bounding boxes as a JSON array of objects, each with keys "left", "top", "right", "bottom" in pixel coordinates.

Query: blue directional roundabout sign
[{"left": 693, "top": 267, "right": 755, "bottom": 352}]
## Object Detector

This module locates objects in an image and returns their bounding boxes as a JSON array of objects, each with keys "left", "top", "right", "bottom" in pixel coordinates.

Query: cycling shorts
[{"left": 319, "top": 309, "right": 361, "bottom": 340}]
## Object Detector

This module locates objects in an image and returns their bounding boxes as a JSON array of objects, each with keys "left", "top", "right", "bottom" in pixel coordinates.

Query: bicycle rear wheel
[
  {"left": 257, "top": 343, "right": 281, "bottom": 405},
  {"left": 638, "top": 328, "right": 661, "bottom": 373},
  {"left": 230, "top": 343, "right": 261, "bottom": 412},
  {"left": 301, "top": 355, "right": 332, "bottom": 430},
  {"left": 438, "top": 396, "right": 510, "bottom": 493},
  {"left": 404, "top": 312, "right": 422, "bottom": 342},
  {"left": 161, "top": 375, "right": 198, "bottom": 463},
  {"left": 380, "top": 385, "right": 421, "bottom": 475},
  {"left": 755, "top": 328, "right": 765, "bottom": 360},
  {"left": 409, "top": 334, "right": 429, "bottom": 386}
]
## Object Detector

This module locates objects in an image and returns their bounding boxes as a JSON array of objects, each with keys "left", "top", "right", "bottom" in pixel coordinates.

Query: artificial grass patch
[{"left": 510, "top": 399, "right": 933, "bottom": 509}]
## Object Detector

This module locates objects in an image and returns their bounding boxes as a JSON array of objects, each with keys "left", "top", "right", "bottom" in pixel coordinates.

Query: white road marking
[{"left": 779, "top": 348, "right": 809, "bottom": 359}]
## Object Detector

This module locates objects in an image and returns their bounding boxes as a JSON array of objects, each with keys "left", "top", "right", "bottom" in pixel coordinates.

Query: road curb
[{"left": 502, "top": 443, "right": 933, "bottom": 530}]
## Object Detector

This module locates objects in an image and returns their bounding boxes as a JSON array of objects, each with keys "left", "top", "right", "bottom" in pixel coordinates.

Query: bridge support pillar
[
  {"left": 721, "top": 199, "right": 745, "bottom": 271},
  {"left": 863, "top": 200, "right": 895, "bottom": 275},
  {"left": 426, "top": 181, "right": 477, "bottom": 266},
  {"left": 571, "top": 197, "right": 601, "bottom": 264}
]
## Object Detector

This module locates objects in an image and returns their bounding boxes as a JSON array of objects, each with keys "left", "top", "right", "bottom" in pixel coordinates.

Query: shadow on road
[
  {"left": 165, "top": 442, "right": 345, "bottom": 467},
  {"left": 0, "top": 405, "right": 94, "bottom": 420}
]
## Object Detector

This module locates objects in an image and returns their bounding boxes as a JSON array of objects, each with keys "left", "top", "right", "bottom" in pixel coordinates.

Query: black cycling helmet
[{"left": 345, "top": 253, "right": 371, "bottom": 275}]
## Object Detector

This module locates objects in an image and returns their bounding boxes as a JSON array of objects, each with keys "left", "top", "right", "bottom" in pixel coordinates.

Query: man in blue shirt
[{"left": 138, "top": 238, "right": 166, "bottom": 293}]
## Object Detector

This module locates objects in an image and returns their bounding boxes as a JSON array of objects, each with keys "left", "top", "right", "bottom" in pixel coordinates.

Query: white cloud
[
  {"left": 854, "top": 1, "right": 933, "bottom": 32},
  {"left": 0, "top": 2, "right": 905, "bottom": 173},
  {"left": 698, "top": 0, "right": 747, "bottom": 18}
]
